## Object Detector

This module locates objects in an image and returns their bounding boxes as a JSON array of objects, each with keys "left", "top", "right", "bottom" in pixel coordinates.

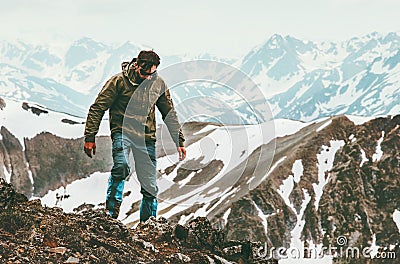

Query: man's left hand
[{"left": 177, "top": 147, "right": 186, "bottom": 161}]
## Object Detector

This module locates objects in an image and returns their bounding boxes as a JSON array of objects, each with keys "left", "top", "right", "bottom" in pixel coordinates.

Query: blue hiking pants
[{"left": 106, "top": 132, "right": 158, "bottom": 222}]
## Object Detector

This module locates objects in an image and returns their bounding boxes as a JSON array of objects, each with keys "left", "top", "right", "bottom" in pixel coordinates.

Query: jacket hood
[{"left": 122, "top": 59, "right": 158, "bottom": 86}]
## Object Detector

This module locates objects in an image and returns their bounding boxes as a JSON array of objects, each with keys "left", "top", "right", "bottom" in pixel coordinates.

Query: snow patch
[
  {"left": 207, "top": 187, "right": 219, "bottom": 195},
  {"left": 40, "top": 172, "right": 111, "bottom": 212},
  {"left": 273, "top": 119, "right": 309, "bottom": 137},
  {"left": 313, "top": 140, "right": 345, "bottom": 211},
  {"left": 348, "top": 134, "right": 356, "bottom": 143},
  {"left": 193, "top": 203, "right": 210, "bottom": 218},
  {"left": 26, "top": 162, "right": 34, "bottom": 194},
  {"left": 3, "top": 165, "right": 11, "bottom": 183},
  {"left": 40, "top": 170, "right": 146, "bottom": 221},
  {"left": 276, "top": 163, "right": 312, "bottom": 254},
  {"left": 372, "top": 131, "right": 384, "bottom": 162},
  {"left": 252, "top": 201, "right": 270, "bottom": 237},
  {"left": 360, "top": 148, "right": 369, "bottom": 167},
  {"left": 278, "top": 175, "right": 295, "bottom": 210},
  {"left": 369, "top": 234, "right": 380, "bottom": 259},
  {"left": 290, "top": 189, "right": 312, "bottom": 251},
  {"left": 178, "top": 213, "right": 195, "bottom": 225},
  {"left": 345, "top": 115, "right": 376, "bottom": 125},
  {"left": 222, "top": 208, "right": 231, "bottom": 227},
  {"left": 178, "top": 171, "right": 197, "bottom": 187},
  {"left": 292, "top": 160, "right": 303, "bottom": 183},
  {"left": 26, "top": 162, "right": 34, "bottom": 185},
  {"left": 0, "top": 98, "right": 110, "bottom": 146}
]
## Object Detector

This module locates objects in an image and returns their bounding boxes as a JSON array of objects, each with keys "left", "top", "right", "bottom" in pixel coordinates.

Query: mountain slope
[{"left": 218, "top": 115, "right": 400, "bottom": 263}]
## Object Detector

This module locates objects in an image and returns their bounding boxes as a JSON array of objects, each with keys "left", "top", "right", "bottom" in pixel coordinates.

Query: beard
[{"left": 133, "top": 70, "right": 147, "bottom": 84}]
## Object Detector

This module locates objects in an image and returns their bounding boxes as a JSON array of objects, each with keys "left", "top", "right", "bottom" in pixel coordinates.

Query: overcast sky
[{"left": 1, "top": 0, "right": 400, "bottom": 57}]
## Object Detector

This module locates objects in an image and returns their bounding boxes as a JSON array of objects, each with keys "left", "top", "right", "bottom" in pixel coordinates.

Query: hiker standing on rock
[{"left": 83, "top": 50, "right": 186, "bottom": 221}]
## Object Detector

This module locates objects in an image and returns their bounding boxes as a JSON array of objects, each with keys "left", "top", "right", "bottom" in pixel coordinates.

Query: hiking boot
[
  {"left": 140, "top": 196, "right": 157, "bottom": 222},
  {"left": 113, "top": 200, "right": 122, "bottom": 219},
  {"left": 106, "top": 198, "right": 121, "bottom": 219}
]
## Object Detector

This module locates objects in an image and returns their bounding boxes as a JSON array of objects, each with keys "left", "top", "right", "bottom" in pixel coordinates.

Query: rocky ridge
[{"left": 0, "top": 179, "right": 276, "bottom": 263}]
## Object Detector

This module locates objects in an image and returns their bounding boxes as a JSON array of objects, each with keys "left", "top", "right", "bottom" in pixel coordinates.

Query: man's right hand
[{"left": 84, "top": 142, "right": 96, "bottom": 158}]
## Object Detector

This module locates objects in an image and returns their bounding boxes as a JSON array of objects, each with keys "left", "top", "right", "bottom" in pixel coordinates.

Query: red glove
[{"left": 84, "top": 142, "right": 96, "bottom": 158}]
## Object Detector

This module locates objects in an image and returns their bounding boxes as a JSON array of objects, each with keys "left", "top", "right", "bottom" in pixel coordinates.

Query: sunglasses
[
  {"left": 139, "top": 68, "right": 155, "bottom": 76},
  {"left": 137, "top": 60, "right": 153, "bottom": 70},
  {"left": 137, "top": 60, "right": 156, "bottom": 76}
]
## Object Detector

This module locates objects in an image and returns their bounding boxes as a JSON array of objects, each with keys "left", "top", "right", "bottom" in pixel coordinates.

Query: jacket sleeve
[
  {"left": 156, "top": 83, "right": 185, "bottom": 147},
  {"left": 84, "top": 76, "right": 119, "bottom": 142}
]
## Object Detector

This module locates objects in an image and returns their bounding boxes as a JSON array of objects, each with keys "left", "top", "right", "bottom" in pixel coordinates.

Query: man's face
[{"left": 136, "top": 60, "right": 157, "bottom": 79}]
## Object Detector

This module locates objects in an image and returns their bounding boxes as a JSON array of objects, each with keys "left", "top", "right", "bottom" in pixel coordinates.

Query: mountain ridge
[{"left": 1, "top": 32, "right": 400, "bottom": 123}]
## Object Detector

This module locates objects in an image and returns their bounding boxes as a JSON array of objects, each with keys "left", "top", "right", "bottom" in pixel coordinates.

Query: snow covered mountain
[
  {"left": 0, "top": 38, "right": 236, "bottom": 120},
  {"left": 0, "top": 38, "right": 146, "bottom": 116},
  {"left": 1, "top": 32, "right": 400, "bottom": 123},
  {"left": 240, "top": 32, "right": 400, "bottom": 121}
]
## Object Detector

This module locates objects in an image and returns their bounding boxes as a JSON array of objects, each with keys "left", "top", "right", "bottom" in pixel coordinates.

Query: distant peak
[
  {"left": 72, "top": 37, "right": 108, "bottom": 49},
  {"left": 258, "top": 34, "right": 285, "bottom": 50},
  {"left": 269, "top": 34, "right": 284, "bottom": 42},
  {"left": 74, "top": 37, "right": 96, "bottom": 44},
  {"left": 118, "top": 41, "right": 141, "bottom": 50},
  {"left": 271, "top": 33, "right": 283, "bottom": 38},
  {"left": 384, "top": 31, "right": 400, "bottom": 41}
]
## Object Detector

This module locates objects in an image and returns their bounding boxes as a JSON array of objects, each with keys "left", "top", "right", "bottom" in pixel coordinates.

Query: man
[{"left": 83, "top": 50, "right": 186, "bottom": 222}]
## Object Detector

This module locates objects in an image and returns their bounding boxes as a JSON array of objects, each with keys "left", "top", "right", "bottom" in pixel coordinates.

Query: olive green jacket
[{"left": 84, "top": 61, "right": 185, "bottom": 147}]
